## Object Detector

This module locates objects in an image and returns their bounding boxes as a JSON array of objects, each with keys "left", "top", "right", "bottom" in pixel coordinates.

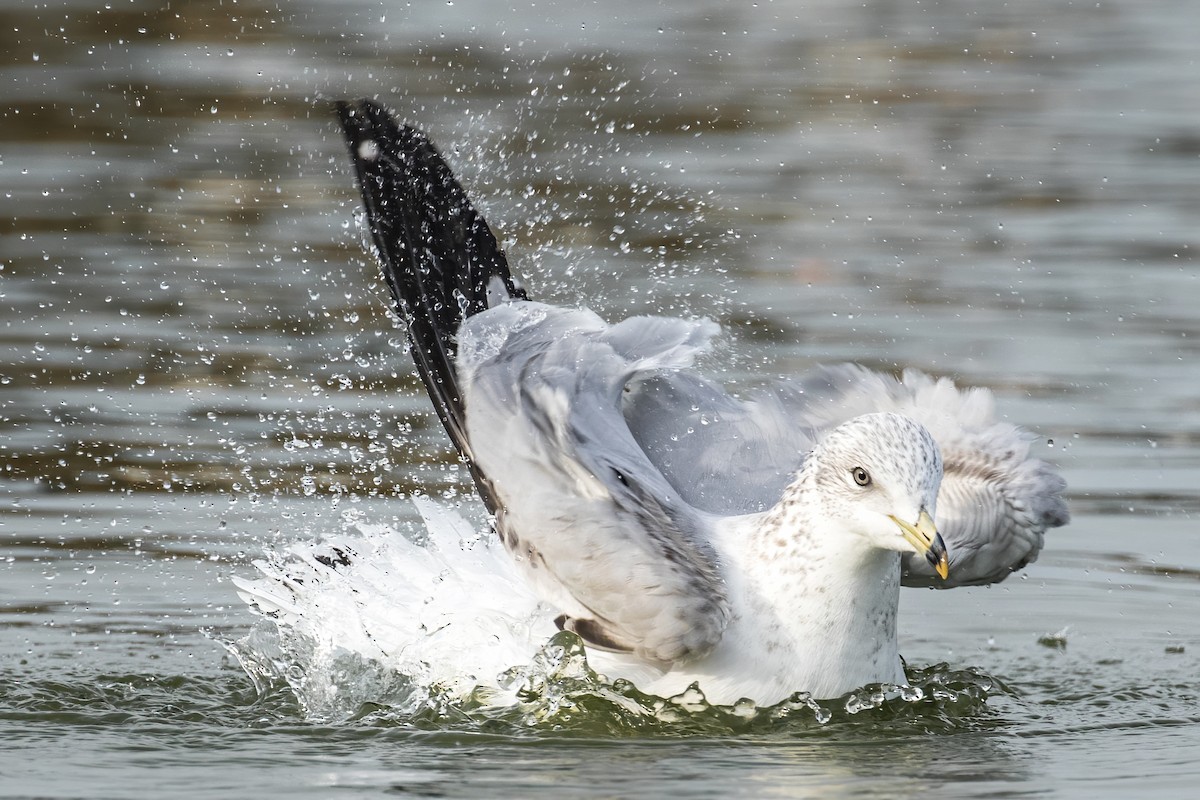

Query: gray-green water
[{"left": 3, "top": 0, "right": 1199, "bottom": 796}]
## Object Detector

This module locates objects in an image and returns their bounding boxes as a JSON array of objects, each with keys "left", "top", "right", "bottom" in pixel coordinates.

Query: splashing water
[
  {"left": 228, "top": 501, "right": 1000, "bottom": 735},
  {"left": 228, "top": 626, "right": 999, "bottom": 735}
]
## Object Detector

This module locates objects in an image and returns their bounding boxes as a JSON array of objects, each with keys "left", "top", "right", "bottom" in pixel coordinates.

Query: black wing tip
[
  {"left": 333, "top": 97, "right": 529, "bottom": 327},
  {"left": 333, "top": 97, "right": 523, "bottom": 517},
  {"left": 335, "top": 98, "right": 425, "bottom": 132},
  {"left": 334, "top": 99, "right": 433, "bottom": 167},
  {"left": 334, "top": 98, "right": 382, "bottom": 143}
]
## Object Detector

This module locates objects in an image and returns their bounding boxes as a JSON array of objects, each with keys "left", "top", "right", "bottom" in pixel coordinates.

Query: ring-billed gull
[{"left": 239, "top": 100, "right": 1069, "bottom": 706}]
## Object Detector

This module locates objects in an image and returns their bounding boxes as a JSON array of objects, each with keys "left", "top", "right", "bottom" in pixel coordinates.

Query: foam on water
[
  {"left": 228, "top": 624, "right": 999, "bottom": 735},
  {"left": 228, "top": 502, "right": 999, "bottom": 734}
]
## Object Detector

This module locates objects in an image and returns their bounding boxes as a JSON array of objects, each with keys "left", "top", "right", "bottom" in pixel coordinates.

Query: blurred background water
[{"left": 2, "top": 0, "right": 1199, "bottom": 797}]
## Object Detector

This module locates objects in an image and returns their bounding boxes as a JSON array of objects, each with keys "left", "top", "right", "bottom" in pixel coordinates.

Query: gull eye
[{"left": 851, "top": 466, "right": 872, "bottom": 487}]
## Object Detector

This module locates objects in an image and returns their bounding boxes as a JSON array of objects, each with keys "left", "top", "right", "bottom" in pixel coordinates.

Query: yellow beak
[{"left": 889, "top": 508, "right": 949, "bottom": 580}]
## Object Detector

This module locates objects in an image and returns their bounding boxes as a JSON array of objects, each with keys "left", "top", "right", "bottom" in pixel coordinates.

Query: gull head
[{"left": 806, "top": 412, "right": 948, "bottom": 579}]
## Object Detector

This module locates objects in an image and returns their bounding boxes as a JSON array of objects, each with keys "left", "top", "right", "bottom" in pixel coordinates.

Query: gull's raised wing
[
  {"left": 335, "top": 99, "right": 525, "bottom": 514},
  {"left": 456, "top": 303, "right": 732, "bottom": 663},
  {"left": 336, "top": 101, "right": 730, "bottom": 662}
]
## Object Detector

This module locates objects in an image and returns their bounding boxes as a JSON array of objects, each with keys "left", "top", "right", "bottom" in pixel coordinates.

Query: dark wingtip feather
[
  {"left": 555, "top": 614, "right": 636, "bottom": 654},
  {"left": 334, "top": 99, "right": 526, "bottom": 514}
]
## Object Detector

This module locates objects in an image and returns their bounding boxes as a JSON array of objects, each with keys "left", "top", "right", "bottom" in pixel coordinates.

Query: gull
[{"left": 259, "top": 99, "right": 1068, "bottom": 706}]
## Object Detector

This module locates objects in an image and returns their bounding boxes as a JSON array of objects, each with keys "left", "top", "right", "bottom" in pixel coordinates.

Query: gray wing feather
[
  {"left": 622, "top": 372, "right": 808, "bottom": 515},
  {"left": 622, "top": 362, "right": 1069, "bottom": 589},
  {"left": 457, "top": 302, "right": 731, "bottom": 663},
  {"left": 793, "top": 365, "right": 1069, "bottom": 587}
]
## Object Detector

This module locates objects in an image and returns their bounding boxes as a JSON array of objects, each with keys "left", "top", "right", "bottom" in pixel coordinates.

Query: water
[{"left": 3, "top": 0, "right": 1199, "bottom": 796}]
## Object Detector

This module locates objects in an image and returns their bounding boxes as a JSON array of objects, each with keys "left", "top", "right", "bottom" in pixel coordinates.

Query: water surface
[{"left": 3, "top": 0, "right": 1199, "bottom": 797}]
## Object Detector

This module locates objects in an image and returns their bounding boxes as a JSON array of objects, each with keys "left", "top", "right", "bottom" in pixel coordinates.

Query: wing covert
[{"left": 457, "top": 302, "right": 732, "bottom": 663}]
